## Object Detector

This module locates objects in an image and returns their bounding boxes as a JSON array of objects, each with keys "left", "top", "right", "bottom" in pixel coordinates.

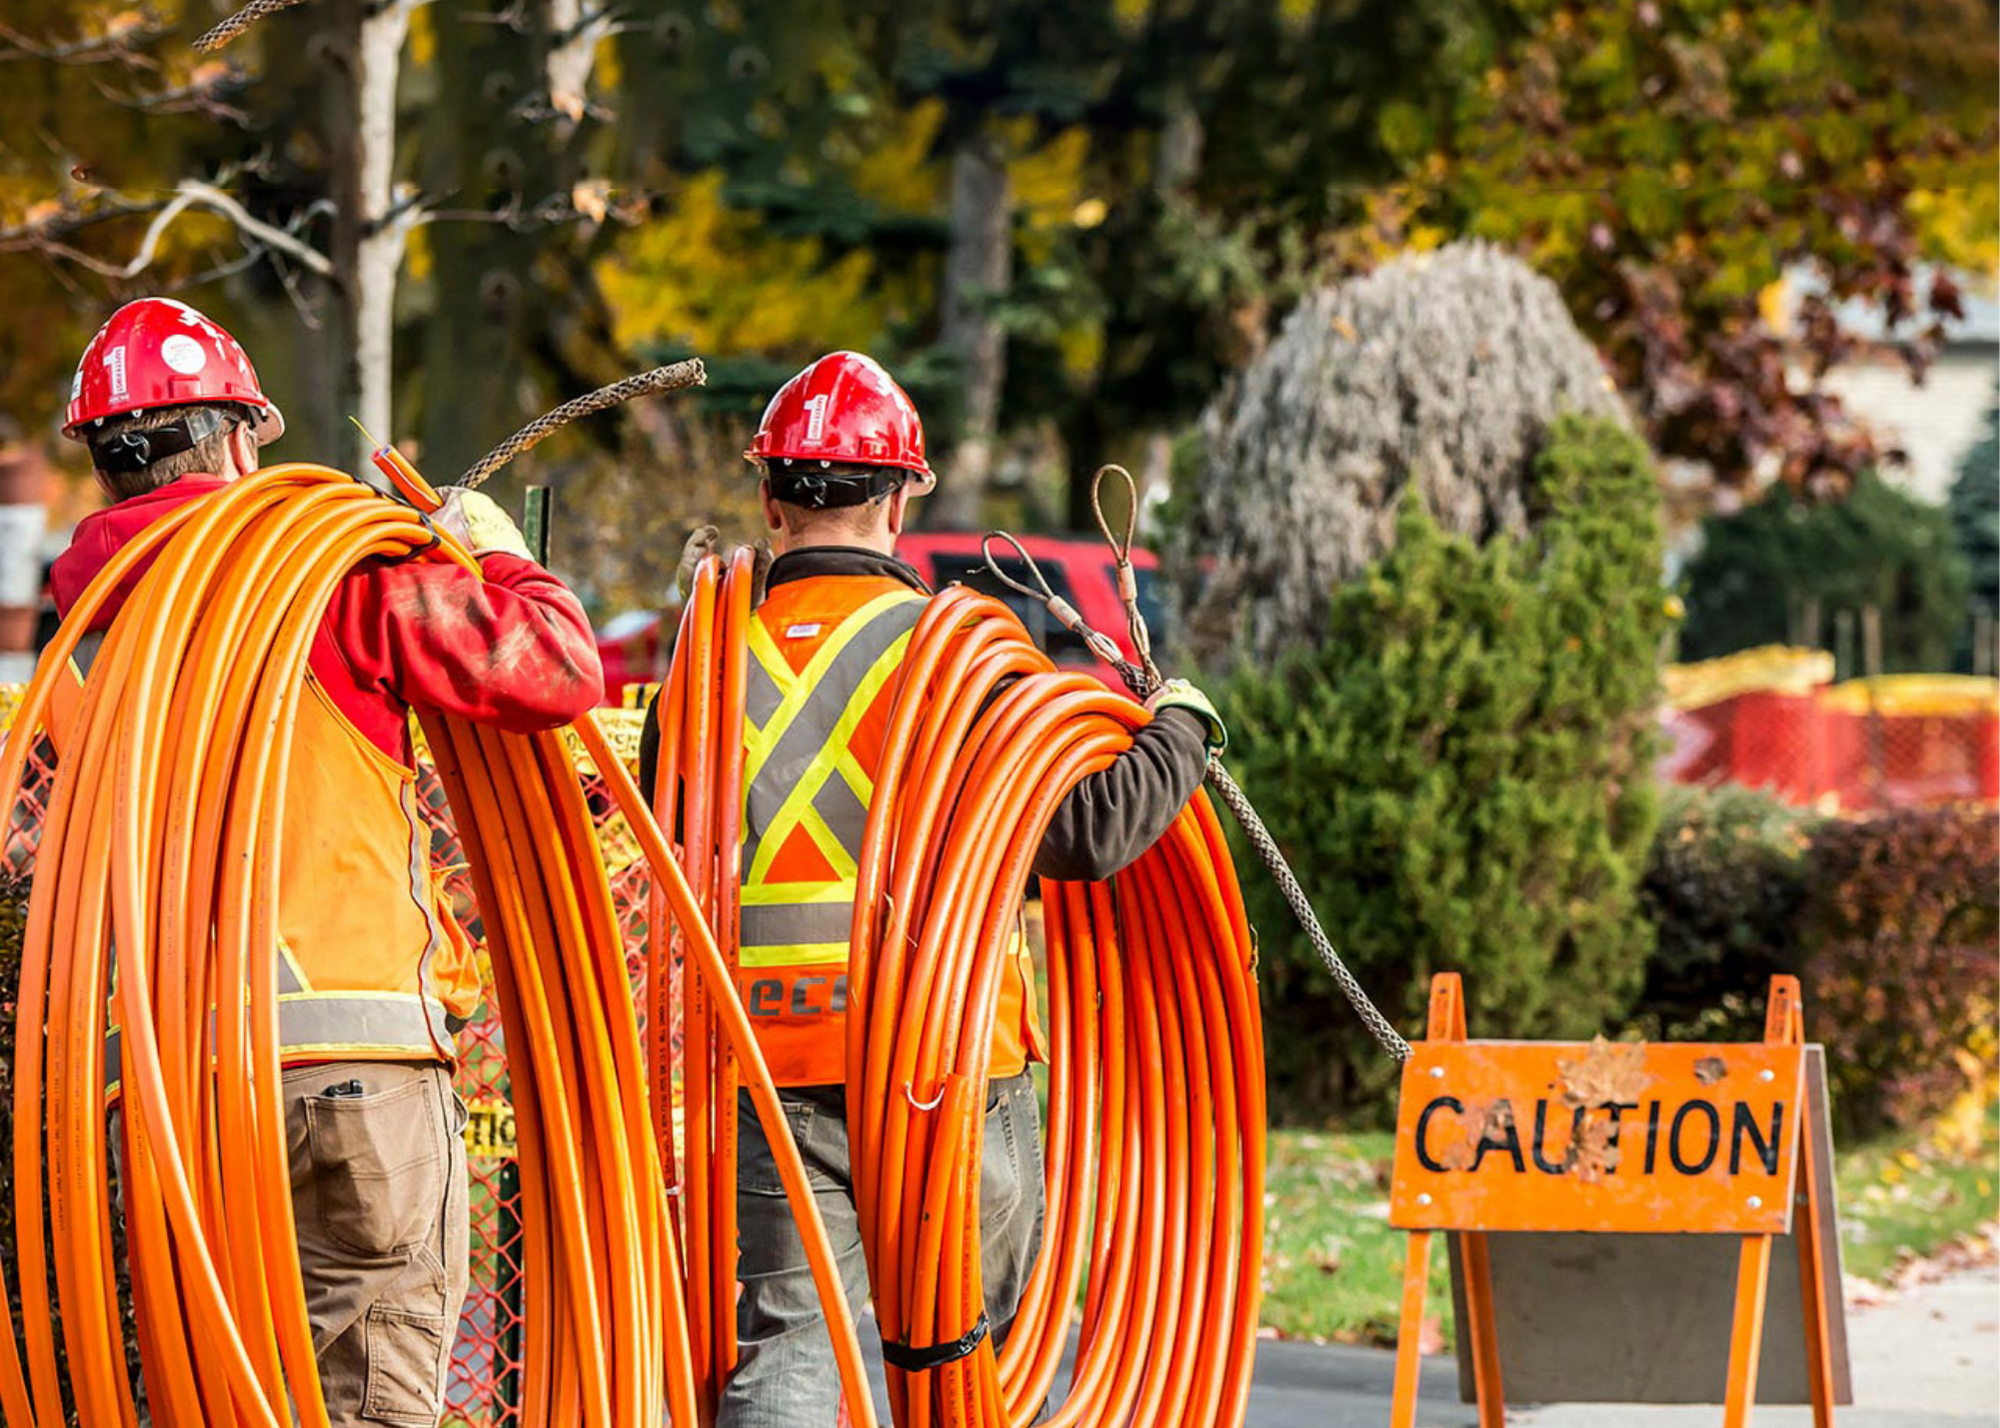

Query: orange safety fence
[
  {"left": 1660, "top": 647, "right": 2000, "bottom": 812},
  {"left": 0, "top": 681, "right": 658, "bottom": 1426}
]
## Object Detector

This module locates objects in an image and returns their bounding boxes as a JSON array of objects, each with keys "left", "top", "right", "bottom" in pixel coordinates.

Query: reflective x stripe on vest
[{"left": 737, "top": 589, "right": 925, "bottom": 967}]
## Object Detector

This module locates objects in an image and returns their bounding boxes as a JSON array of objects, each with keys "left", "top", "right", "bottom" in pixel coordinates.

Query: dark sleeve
[
  {"left": 637, "top": 688, "right": 661, "bottom": 802},
  {"left": 1032, "top": 708, "right": 1210, "bottom": 882}
]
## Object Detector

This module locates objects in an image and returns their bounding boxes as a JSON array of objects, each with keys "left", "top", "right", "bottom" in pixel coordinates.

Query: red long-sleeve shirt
[{"left": 49, "top": 474, "right": 604, "bottom": 758}]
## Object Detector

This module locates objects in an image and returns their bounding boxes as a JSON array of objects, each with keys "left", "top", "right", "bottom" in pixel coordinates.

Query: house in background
[{"left": 1789, "top": 264, "right": 1999, "bottom": 504}]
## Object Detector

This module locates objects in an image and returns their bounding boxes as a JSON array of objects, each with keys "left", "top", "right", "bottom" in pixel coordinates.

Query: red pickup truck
[{"left": 595, "top": 532, "right": 1166, "bottom": 702}]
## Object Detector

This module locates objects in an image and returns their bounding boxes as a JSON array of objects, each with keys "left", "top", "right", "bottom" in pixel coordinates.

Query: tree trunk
[
  {"left": 326, "top": 0, "right": 411, "bottom": 472},
  {"left": 929, "top": 131, "right": 1012, "bottom": 530},
  {"left": 353, "top": 0, "right": 412, "bottom": 457}
]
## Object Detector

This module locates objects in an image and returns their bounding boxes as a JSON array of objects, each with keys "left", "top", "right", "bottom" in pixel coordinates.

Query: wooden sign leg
[
  {"left": 1389, "top": 1230, "right": 1434, "bottom": 1428},
  {"left": 1459, "top": 1231, "right": 1506, "bottom": 1428},
  {"left": 1723, "top": 1232, "right": 1774, "bottom": 1428}
]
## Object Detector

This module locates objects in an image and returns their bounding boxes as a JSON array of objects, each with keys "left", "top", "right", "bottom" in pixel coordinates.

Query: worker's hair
[
  {"left": 765, "top": 460, "right": 907, "bottom": 537},
  {"left": 86, "top": 403, "right": 243, "bottom": 502}
]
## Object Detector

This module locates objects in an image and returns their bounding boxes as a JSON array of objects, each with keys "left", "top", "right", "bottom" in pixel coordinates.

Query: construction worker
[
  {"left": 50, "top": 298, "right": 603, "bottom": 1428},
  {"left": 637, "top": 351, "right": 1227, "bottom": 1427}
]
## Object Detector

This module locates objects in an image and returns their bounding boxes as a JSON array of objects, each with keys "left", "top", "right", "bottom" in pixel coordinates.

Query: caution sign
[
  {"left": 1390, "top": 1040, "right": 1805, "bottom": 1235},
  {"left": 462, "top": 1096, "right": 519, "bottom": 1160},
  {"left": 1385, "top": 974, "right": 1841, "bottom": 1428}
]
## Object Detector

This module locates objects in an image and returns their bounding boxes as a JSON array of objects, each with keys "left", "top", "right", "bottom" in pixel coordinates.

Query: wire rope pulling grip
[
  {"left": 460, "top": 359, "right": 707, "bottom": 490},
  {"left": 981, "top": 464, "right": 1414, "bottom": 1065}
]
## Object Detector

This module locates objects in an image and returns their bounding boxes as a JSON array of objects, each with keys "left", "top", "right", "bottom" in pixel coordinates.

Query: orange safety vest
[
  {"left": 104, "top": 664, "right": 480, "bottom": 1090},
  {"left": 734, "top": 574, "right": 1044, "bottom": 1088}
]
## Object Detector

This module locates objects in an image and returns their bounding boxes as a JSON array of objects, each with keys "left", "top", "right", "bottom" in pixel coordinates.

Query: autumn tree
[{"left": 1379, "top": 0, "right": 1998, "bottom": 495}]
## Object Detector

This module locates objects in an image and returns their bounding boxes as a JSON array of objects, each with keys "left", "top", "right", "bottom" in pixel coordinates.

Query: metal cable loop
[{"left": 997, "top": 484, "right": 1415, "bottom": 1065}]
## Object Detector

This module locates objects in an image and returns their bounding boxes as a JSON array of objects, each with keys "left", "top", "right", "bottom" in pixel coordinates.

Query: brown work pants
[
  {"left": 114, "top": 1058, "right": 469, "bottom": 1426},
  {"left": 285, "top": 1059, "right": 470, "bottom": 1427}
]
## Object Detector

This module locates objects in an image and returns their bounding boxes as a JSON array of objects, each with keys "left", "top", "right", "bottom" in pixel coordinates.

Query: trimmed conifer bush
[{"left": 1221, "top": 414, "right": 1669, "bottom": 1120}]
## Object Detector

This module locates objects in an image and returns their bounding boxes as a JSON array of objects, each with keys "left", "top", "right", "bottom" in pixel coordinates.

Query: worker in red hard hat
[
  {"left": 639, "top": 350, "right": 1226, "bottom": 1427},
  {"left": 53, "top": 297, "right": 604, "bottom": 1428}
]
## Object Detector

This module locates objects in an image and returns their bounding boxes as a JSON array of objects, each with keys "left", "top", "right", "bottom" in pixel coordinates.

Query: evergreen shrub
[{"left": 1221, "top": 415, "right": 1669, "bottom": 1120}]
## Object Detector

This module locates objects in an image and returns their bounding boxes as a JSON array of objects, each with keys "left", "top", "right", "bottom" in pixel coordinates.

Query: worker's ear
[
  {"left": 225, "top": 421, "right": 260, "bottom": 480},
  {"left": 758, "top": 477, "right": 786, "bottom": 535},
  {"left": 885, "top": 483, "right": 910, "bottom": 537}
]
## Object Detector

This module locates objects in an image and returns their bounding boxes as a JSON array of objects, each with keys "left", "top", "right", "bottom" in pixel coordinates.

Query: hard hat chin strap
[{"left": 87, "top": 407, "right": 238, "bottom": 475}]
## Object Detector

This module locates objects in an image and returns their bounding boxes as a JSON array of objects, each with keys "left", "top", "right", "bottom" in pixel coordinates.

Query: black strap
[
  {"left": 86, "top": 407, "right": 236, "bottom": 474},
  {"left": 769, "top": 463, "right": 907, "bottom": 510},
  {"left": 878, "top": 1313, "right": 989, "bottom": 1373}
]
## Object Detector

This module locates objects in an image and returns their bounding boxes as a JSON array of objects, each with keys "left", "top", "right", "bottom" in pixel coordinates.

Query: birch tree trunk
[
  {"left": 326, "top": 0, "right": 412, "bottom": 470},
  {"left": 353, "top": 0, "right": 412, "bottom": 455},
  {"left": 928, "top": 131, "right": 1012, "bottom": 530}
]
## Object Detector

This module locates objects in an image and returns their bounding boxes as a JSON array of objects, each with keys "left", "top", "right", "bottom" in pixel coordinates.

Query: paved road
[{"left": 1237, "top": 1263, "right": 1998, "bottom": 1428}]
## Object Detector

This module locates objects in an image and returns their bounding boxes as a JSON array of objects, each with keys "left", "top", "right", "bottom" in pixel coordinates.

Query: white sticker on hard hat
[
  {"left": 70, "top": 367, "right": 82, "bottom": 402},
  {"left": 805, "top": 392, "right": 829, "bottom": 442},
  {"left": 105, "top": 346, "right": 129, "bottom": 403},
  {"left": 161, "top": 334, "right": 209, "bottom": 376}
]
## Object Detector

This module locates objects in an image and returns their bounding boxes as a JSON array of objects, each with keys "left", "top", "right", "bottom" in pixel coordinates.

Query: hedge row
[{"left": 1637, "top": 787, "right": 1998, "bottom": 1139}]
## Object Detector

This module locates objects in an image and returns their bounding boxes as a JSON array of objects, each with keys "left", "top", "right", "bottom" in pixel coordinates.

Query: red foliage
[{"left": 1803, "top": 806, "right": 2000, "bottom": 1135}]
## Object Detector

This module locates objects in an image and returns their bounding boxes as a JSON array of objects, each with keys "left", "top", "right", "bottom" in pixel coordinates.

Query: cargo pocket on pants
[
  {"left": 305, "top": 1077, "right": 445, "bottom": 1257},
  {"left": 361, "top": 1306, "right": 449, "bottom": 1425}
]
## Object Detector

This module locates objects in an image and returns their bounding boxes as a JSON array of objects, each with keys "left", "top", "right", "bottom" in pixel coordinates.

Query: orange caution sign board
[
  {"left": 1390, "top": 1041, "right": 1805, "bottom": 1235},
  {"left": 1387, "top": 974, "right": 1838, "bottom": 1428}
]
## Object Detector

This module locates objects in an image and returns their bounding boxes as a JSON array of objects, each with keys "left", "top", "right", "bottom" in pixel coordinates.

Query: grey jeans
[{"left": 717, "top": 1071, "right": 1046, "bottom": 1428}]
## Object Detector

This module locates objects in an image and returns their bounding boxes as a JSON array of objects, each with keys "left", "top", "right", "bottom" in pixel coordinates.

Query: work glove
[
  {"left": 1146, "top": 678, "right": 1227, "bottom": 754},
  {"left": 676, "top": 526, "right": 720, "bottom": 598},
  {"left": 676, "top": 527, "right": 773, "bottom": 605},
  {"left": 434, "top": 487, "right": 533, "bottom": 560}
]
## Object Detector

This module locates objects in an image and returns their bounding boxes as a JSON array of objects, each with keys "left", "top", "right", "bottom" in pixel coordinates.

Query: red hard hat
[
  {"left": 63, "top": 297, "right": 285, "bottom": 443},
  {"left": 747, "top": 351, "right": 933, "bottom": 491}
]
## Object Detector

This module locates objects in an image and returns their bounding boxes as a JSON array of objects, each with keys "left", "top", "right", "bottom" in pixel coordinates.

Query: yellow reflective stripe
[
  {"left": 743, "top": 617, "right": 796, "bottom": 758},
  {"left": 834, "top": 748, "right": 873, "bottom": 804},
  {"left": 745, "top": 625, "right": 913, "bottom": 887},
  {"left": 738, "top": 941, "right": 850, "bottom": 968},
  {"left": 742, "top": 590, "right": 915, "bottom": 786},
  {"left": 740, "top": 881, "right": 857, "bottom": 906}
]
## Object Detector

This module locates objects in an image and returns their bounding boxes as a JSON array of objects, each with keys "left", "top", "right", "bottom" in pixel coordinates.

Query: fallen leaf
[
  {"left": 1440, "top": 1098, "right": 1514, "bottom": 1171},
  {"left": 1565, "top": 1114, "right": 1622, "bottom": 1183},
  {"left": 1558, "top": 1036, "right": 1652, "bottom": 1108}
]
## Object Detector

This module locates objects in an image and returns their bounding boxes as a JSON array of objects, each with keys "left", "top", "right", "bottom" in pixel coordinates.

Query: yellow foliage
[
  {"left": 1909, "top": 186, "right": 2000, "bottom": 275},
  {"left": 596, "top": 171, "right": 889, "bottom": 356},
  {"left": 405, "top": 224, "right": 433, "bottom": 285},
  {"left": 1011, "top": 126, "right": 1091, "bottom": 230},
  {"left": 408, "top": 5, "right": 436, "bottom": 68},
  {"left": 1058, "top": 321, "right": 1105, "bottom": 382},
  {"left": 847, "top": 100, "right": 945, "bottom": 213},
  {"left": 1931, "top": 1016, "right": 1999, "bottom": 1159}
]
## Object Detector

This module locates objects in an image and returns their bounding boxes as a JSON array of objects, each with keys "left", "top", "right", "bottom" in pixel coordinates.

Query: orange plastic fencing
[
  {"left": 1660, "top": 651, "right": 1999, "bottom": 812},
  {"left": 0, "top": 686, "right": 658, "bottom": 1426}
]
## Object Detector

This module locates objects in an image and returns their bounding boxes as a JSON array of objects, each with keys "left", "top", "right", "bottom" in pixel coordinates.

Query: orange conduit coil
[
  {"left": 0, "top": 464, "right": 860, "bottom": 1428},
  {"left": 657, "top": 562, "right": 1267, "bottom": 1428}
]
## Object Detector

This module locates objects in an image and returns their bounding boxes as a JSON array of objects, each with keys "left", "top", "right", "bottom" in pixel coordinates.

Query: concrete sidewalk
[{"left": 1237, "top": 1262, "right": 1999, "bottom": 1428}]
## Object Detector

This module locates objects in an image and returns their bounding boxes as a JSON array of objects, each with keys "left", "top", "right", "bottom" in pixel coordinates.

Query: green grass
[
  {"left": 1834, "top": 1097, "right": 1999, "bottom": 1284},
  {"left": 1259, "top": 1098, "right": 2000, "bottom": 1347}
]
